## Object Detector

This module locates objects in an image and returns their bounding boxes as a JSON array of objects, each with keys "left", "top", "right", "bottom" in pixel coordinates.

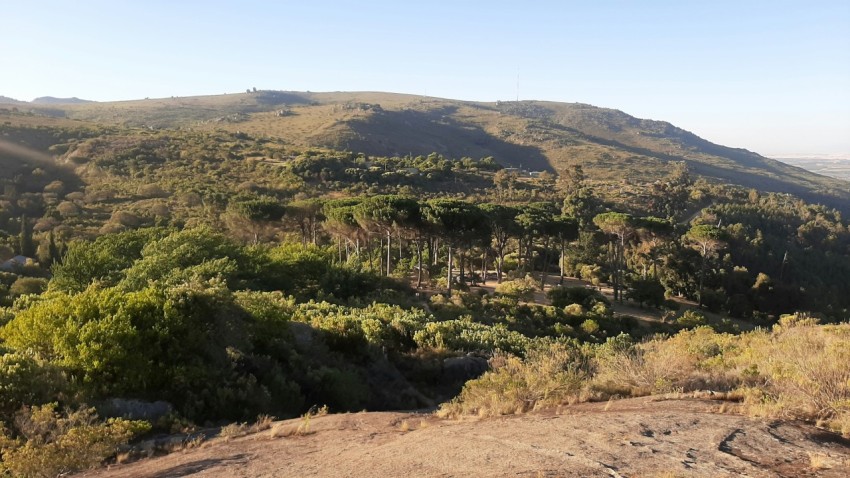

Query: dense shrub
[
  {"left": 547, "top": 286, "right": 608, "bottom": 309},
  {"left": 413, "top": 319, "right": 529, "bottom": 355},
  {"left": 0, "top": 404, "right": 150, "bottom": 478},
  {"left": 439, "top": 341, "right": 590, "bottom": 417},
  {"left": 441, "top": 323, "right": 850, "bottom": 435},
  {"left": 494, "top": 275, "right": 537, "bottom": 301}
]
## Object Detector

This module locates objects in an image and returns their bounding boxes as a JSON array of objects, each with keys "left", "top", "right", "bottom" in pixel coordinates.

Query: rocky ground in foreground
[{"left": 80, "top": 397, "right": 850, "bottom": 478}]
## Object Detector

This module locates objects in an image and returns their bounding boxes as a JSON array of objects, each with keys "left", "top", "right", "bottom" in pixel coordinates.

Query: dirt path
[{"left": 82, "top": 397, "right": 850, "bottom": 478}]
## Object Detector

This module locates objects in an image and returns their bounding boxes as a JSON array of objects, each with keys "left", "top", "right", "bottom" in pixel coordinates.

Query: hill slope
[
  {"left": 15, "top": 90, "right": 850, "bottom": 211},
  {"left": 82, "top": 397, "right": 850, "bottom": 478},
  {"left": 32, "top": 96, "right": 95, "bottom": 104}
]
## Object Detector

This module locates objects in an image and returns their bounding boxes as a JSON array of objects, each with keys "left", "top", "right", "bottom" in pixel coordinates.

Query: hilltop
[
  {"left": 11, "top": 90, "right": 847, "bottom": 211},
  {"left": 31, "top": 96, "right": 95, "bottom": 104},
  {"left": 0, "top": 96, "right": 25, "bottom": 105}
]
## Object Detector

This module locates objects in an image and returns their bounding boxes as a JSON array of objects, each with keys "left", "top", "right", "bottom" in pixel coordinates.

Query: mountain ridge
[{"left": 9, "top": 90, "right": 850, "bottom": 211}]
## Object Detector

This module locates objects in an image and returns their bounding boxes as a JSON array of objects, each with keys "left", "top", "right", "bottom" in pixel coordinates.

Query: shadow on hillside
[
  {"left": 340, "top": 107, "right": 553, "bottom": 172},
  {"left": 254, "top": 91, "right": 312, "bottom": 106},
  {"left": 547, "top": 122, "right": 850, "bottom": 212}
]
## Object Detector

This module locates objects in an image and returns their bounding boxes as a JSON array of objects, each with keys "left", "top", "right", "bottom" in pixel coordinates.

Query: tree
[
  {"left": 323, "top": 198, "right": 365, "bottom": 264},
  {"left": 651, "top": 161, "right": 693, "bottom": 219},
  {"left": 479, "top": 204, "right": 520, "bottom": 284},
  {"left": 286, "top": 199, "right": 324, "bottom": 247},
  {"left": 354, "top": 195, "right": 420, "bottom": 277},
  {"left": 225, "top": 196, "right": 286, "bottom": 244},
  {"left": 424, "top": 199, "right": 490, "bottom": 296},
  {"left": 561, "top": 166, "right": 599, "bottom": 230},
  {"left": 633, "top": 216, "right": 674, "bottom": 279},
  {"left": 493, "top": 169, "right": 518, "bottom": 201},
  {"left": 515, "top": 202, "right": 556, "bottom": 272},
  {"left": 593, "top": 212, "right": 635, "bottom": 301},
  {"left": 552, "top": 215, "right": 578, "bottom": 285},
  {"left": 684, "top": 224, "right": 725, "bottom": 308},
  {"left": 625, "top": 277, "right": 665, "bottom": 308},
  {"left": 18, "top": 214, "right": 35, "bottom": 257}
]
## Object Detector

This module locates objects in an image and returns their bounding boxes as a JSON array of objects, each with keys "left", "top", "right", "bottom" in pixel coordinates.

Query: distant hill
[
  {"left": 0, "top": 95, "right": 25, "bottom": 104},
  {"left": 32, "top": 96, "right": 95, "bottom": 104},
  {"left": 15, "top": 90, "right": 850, "bottom": 211}
]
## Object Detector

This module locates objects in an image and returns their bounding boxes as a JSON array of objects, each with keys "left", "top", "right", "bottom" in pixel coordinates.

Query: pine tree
[{"left": 18, "top": 214, "right": 35, "bottom": 257}]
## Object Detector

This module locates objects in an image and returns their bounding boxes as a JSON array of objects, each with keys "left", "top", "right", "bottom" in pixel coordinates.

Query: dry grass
[
  {"left": 441, "top": 322, "right": 850, "bottom": 435},
  {"left": 219, "top": 422, "right": 249, "bottom": 440},
  {"left": 268, "top": 405, "right": 329, "bottom": 439},
  {"left": 252, "top": 414, "right": 274, "bottom": 433},
  {"left": 808, "top": 451, "right": 832, "bottom": 470},
  {"left": 438, "top": 344, "right": 590, "bottom": 418}
]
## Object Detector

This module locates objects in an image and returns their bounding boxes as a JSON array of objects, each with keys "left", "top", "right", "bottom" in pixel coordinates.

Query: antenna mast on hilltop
[{"left": 516, "top": 71, "right": 520, "bottom": 102}]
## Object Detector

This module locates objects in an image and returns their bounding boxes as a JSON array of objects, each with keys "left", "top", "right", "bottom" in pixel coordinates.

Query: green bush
[
  {"left": 438, "top": 341, "right": 590, "bottom": 417},
  {"left": 8, "top": 278, "right": 47, "bottom": 298},
  {"left": 494, "top": 275, "right": 537, "bottom": 301},
  {"left": 0, "top": 403, "right": 150, "bottom": 478},
  {"left": 676, "top": 310, "right": 708, "bottom": 328},
  {"left": 413, "top": 319, "right": 529, "bottom": 355},
  {"left": 547, "top": 286, "right": 608, "bottom": 309},
  {"left": 0, "top": 352, "right": 66, "bottom": 418}
]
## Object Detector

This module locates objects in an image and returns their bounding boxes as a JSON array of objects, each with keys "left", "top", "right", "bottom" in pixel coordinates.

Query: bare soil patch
[{"left": 81, "top": 397, "right": 850, "bottom": 478}]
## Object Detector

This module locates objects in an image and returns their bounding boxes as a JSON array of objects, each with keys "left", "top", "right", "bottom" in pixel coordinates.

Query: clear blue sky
[{"left": 2, "top": 1, "right": 849, "bottom": 155}]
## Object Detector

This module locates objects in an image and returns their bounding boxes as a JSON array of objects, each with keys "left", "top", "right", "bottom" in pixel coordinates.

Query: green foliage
[
  {"left": 439, "top": 341, "right": 590, "bottom": 417},
  {"left": 9, "top": 277, "right": 47, "bottom": 297},
  {"left": 413, "top": 319, "right": 529, "bottom": 355},
  {"left": 0, "top": 403, "right": 150, "bottom": 478},
  {"left": 50, "top": 228, "right": 167, "bottom": 293},
  {"left": 292, "top": 301, "right": 430, "bottom": 355},
  {"left": 625, "top": 277, "right": 665, "bottom": 308},
  {"left": 228, "top": 195, "right": 286, "bottom": 222},
  {"left": 494, "top": 276, "right": 537, "bottom": 301},
  {"left": 118, "top": 227, "right": 246, "bottom": 290},
  {"left": 686, "top": 224, "right": 726, "bottom": 246},
  {"left": 0, "top": 352, "right": 66, "bottom": 417},
  {"left": 676, "top": 310, "right": 708, "bottom": 328},
  {"left": 547, "top": 286, "right": 609, "bottom": 309}
]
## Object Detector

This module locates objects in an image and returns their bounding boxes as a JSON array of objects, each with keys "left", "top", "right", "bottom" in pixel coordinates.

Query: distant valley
[{"left": 774, "top": 155, "right": 850, "bottom": 181}]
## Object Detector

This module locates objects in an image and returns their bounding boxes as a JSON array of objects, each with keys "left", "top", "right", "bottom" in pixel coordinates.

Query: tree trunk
[
  {"left": 386, "top": 230, "right": 392, "bottom": 277},
  {"left": 433, "top": 237, "right": 439, "bottom": 266},
  {"left": 447, "top": 245, "right": 454, "bottom": 297},
  {"left": 416, "top": 239, "right": 423, "bottom": 289},
  {"left": 459, "top": 251, "right": 465, "bottom": 285},
  {"left": 517, "top": 239, "right": 523, "bottom": 271},
  {"left": 497, "top": 248, "right": 505, "bottom": 284},
  {"left": 337, "top": 237, "right": 343, "bottom": 263},
  {"left": 481, "top": 250, "right": 487, "bottom": 285},
  {"left": 559, "top": 237, "right": 565, "bottom": 285},
  {"left": 540, "top": 237, "right": 550, "bottom": 289},
  {"left": 378, "top": 236, "right": 384, "bottom": 275}
]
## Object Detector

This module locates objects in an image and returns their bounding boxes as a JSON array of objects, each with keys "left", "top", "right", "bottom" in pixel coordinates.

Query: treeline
[{"left": 219, "top": 185, "right": 850, "bottom": 321}]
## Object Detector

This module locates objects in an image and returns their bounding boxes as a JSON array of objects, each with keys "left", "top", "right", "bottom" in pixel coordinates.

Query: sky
[{"left": 2, "top": 1, "right": 849, "bottom": 156}]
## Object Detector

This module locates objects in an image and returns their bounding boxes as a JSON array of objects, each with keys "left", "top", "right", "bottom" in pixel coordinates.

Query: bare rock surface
[{"left": 81, "top": 397, "right": 850, "bottom": 478}]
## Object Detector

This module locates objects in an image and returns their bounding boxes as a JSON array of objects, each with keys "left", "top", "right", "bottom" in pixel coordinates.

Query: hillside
[
  {"left": 18, "top": 90, "right": 848, "bottom": 211},
  {"left": 82, "top": 397, "right": 850, "bottom": 478},
  {"left": 31, "top": 96, "right": 95, "bottom": 104},
  {"left": 1, "top": 90, "right": 849, "bottom": 477},
  {"left": 0, "top": 96, "right": 25, "bottom": 105}
]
